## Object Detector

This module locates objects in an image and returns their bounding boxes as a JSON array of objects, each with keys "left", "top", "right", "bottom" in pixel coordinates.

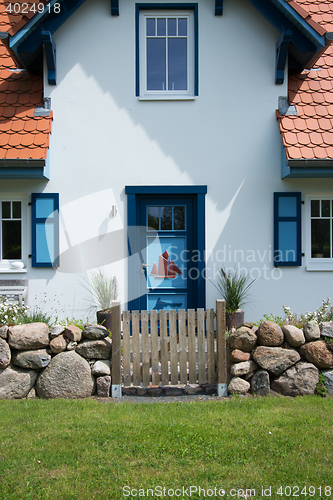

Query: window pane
[
  {"left": 168, "top": 38, "right": 187, "bottom": 90},
  {"left": 157, "top": 18, "right": 166, "bottom": 36},
  {"left": 161, "top": 207, "right": 172, "bottom": 230},
  {"left": 147, "top": 38, "right": 166, "bottom": 90},
  {"left": 2, "top": 220, "right": 21, "bottom": 259},
  {"left": 148, "top": 207, "right": 159, "bottom": 230},
  {"left": 2, "top": 201, "right": 10, "bottom": 219},
  {"left": 311, "top": 200, "right": 320, "bottom": 217},
  {"left": 13, "top": 201, "right": 21, "bottom": 219},
  {"left": 311, "top": 219, "right": 330, "bottom": 258},
  {"left": 168, "top": 18, "right": 177, "bottom": 36},
  {"left": 178, "top": 18, "right": 187, "bottom": 36},
  {"left": 174, "top": 206, "right": 185, "bottom": 230},
  {"left": 146, "top": 18, "right": 155, "bottom": 36},
  {"left": 322, "top": 200, "right": 330, "bottom": 217}
]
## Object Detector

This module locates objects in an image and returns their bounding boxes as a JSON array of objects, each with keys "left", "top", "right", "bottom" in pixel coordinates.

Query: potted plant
[
  {"left": 82, "top": 269, "right": 119, "bottom": 332},
  {"left": 211, "top": 266, "right": 256, "bottom": 329}
]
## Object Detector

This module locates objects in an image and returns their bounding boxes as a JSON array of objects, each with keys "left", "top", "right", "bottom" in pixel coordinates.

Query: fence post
[
  {"left": 111, "top": 301, "right": 122, "bottom": 398},
  {"left": 216, "top": 299, "right": 228, "bottom": 397}
]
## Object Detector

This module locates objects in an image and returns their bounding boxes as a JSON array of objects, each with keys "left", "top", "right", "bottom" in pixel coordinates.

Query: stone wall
[
  {"left": 228, "top": 320, "right": 333, "bottom": 396},
  {"left": 0, "top": 323, "right": 112, "bottom": 399}
]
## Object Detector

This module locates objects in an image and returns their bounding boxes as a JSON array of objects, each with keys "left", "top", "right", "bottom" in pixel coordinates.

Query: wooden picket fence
[{"left": 111, "top": 300, "right": 227, "bottom": 398}]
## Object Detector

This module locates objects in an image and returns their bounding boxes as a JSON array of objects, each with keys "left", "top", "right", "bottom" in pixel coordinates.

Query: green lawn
[{"left": 0, "top": 396, "right": 332, "bottom": 499}]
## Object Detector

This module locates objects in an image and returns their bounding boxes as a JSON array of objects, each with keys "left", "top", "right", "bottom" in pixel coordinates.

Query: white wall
[{"left": 2, "top": 0, "right": 330, "bottom": 321}]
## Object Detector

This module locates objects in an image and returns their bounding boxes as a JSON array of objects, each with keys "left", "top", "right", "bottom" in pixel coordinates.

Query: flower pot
[
  {"left": 96, "top": 309, "right": 112, "bottom": 332},
  {"left": 226, "top": 309, "right": 244, "bottom": 330}
]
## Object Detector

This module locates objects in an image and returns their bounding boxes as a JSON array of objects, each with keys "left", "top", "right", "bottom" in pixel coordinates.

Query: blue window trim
[
  {"left": 126, "top": 185, "right": 206, "bottom": 310},
  {"left": 135, "top": 3, "right": 199, "bottom": 97},
  {"left": 31, "top": 193, "right": 59, "bottom": 268},
  {"left": 274, "top": 192, "right": 302, "bottom": 267}
]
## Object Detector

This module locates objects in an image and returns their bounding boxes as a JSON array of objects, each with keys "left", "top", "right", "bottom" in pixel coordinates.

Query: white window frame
[
  {"left": 139, "top": 9, "right": 195, "bottom": 100},
  {"left": 0, "top": 195, "right": 27, "bottom": 273},
  {"left": 306, "top": 193, "right": 333, "bottom": 271}
]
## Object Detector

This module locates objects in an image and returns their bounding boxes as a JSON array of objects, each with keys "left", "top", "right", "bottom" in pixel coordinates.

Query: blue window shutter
[
  {"left": 31, "top": 193, "right": 59, "bottom": 268},
  {"left": 274, "top": 192, "right": 302, "bottom": 266}
]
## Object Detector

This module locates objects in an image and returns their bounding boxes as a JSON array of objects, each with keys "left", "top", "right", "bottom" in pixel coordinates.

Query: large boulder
[
  {"left": 228, "top": 327, "right": 257, "bottom": 352},
  {"left": 82, "top": 324, "right": 109, "bottom": 340},
  {"left": 251, "top": 370, "right": 270, "bottom": 396},
  {"left": 271, "top": 362, "right": 319, "bottom": 396},
  {"left": 321, "top": 370, "right": 333, "bottom": 394},
  {"left": 11, "top": 349, "right": 51, "bottom": 370},
  {"left": 257, "top": 321, "right": 284, "bottom": 347},
  {"left": 0, "top": 338, "right": 11, "bottom": 369},
  {"left": 76, "top": 337, "right": 112, "bottom": 359},
  {"left": 303, "top": 320, "right": 320, "bottom": 341},
  {"left": 252, "top": 346, "right": 300, "bottom": 375},
  {"left": 281, "top": 325, "right": 305, "bottom": 347},
  {"left": 228, "top": 377, "right": 250, "bottom": 395},
  {"left": 8, "top": 323, "right": 50, "bottom": 350},
  {"left": 320, "top": 322, "right": 333, "bottom": 339},
  {"left": 0, "top": 365, "right": 38, "bottom": 399},
  {"left": 230, "top": 360, "right": 257, "bottom": 377},
  {"left": 299, "top": 341, "right": 333, "bottom": 369},
  {"left": 36, "top": 351, "right": 95, "bottom": 399}
]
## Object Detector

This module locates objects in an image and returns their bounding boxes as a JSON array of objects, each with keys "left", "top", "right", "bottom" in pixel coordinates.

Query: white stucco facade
[{"left": 1, "top": 0, "right": 332, "bottom": 321}]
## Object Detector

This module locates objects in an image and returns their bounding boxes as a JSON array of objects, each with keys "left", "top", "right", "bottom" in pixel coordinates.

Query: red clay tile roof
[
  {"left": 0, "top": 1, "right": 52, "bottom": 161},
  {"left": 278, "top": 1, "right": 333, "bottom": 161}
]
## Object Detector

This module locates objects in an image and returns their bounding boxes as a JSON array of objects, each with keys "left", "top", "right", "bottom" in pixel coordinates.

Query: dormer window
[{"left": 136, "top": 5, "right": 198, "bottom": 99}]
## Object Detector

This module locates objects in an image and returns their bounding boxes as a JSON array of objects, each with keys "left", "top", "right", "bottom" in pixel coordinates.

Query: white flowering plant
[
  {"left": 0, "top": 296, "right": 29, "bottom": 326},
  {"left": 283, "top": 297, "right": 333, "bottom": 326}
]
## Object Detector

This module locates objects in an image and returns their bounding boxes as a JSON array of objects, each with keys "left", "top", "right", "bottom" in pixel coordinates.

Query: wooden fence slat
[
  {"left": 216, "top": 299, "right": 227, "bottom": 397},
  {"left": 141, "top": 310, "right": 150, "bottom": 386},
  {"left": 111, "top": 301, "right": 122, "bottom": 398},
  {"left": 132, "top": 311, "right": 140, "bottom": 386},
  {"left": 188, "top": 309, "right": 196, "bottom": 384},
  {"left": 197, "top": 308, "right": 205, "bottom": 384},
  {"left": 150, "top": 310, "right": 159, "bottom": 386},
  {"left": 160, "top": 310, "right": 168, "bottom": 386},
  {"left": 169, "top": 309, "right": 178, "bottom": 385},
  {"left": 206, "top": 308, "right": 215, "bottom": 384},
  {"left": 178, "top": 309, "right": 187, "bottom": 385},
  {"left": 122, "top": 310, "right": 131, "bottom": 386}
]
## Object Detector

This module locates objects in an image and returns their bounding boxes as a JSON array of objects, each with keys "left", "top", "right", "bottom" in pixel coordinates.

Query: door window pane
[
  {"left": 178, "top": 18, "right": 187, "bottom": 36},
  {"left": 161, "top": 206, "right": 172, "bottom": 230},
  {"left": 157, "top": 18, "right": 166, "bottom": 36},
  {"left": 13, "top": 202, "right": 21, "bottom": 219},
  {"left": 146, "top": 18, "right": 155, "bottom": 36},
  {"left": 168, "top": 18, "right": 177, "bottom": 36},
  {"left": 147, "top": 207, "right": 159, "bottom": 230},
  {"left": 174, "top": 206, "right": 185, "bottom": 230},
  {"left": 322, "top": 200, "right": 330, "bottom": 217}
]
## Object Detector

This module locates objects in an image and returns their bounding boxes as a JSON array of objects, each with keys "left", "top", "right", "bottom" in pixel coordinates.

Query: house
[{"left": 0, "top": 0, "right": 332, "bottom": 321}]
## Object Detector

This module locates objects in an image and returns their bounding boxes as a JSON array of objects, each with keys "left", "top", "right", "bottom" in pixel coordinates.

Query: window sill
[
  {"left": 139, "top": 95, "right": 196, "bottom": 101},
  {"left": 0, "top": 269, "right": 27, "bottom": 274},
  {"left": 306, "top": 260, "right": 333, "bottom": 271}
]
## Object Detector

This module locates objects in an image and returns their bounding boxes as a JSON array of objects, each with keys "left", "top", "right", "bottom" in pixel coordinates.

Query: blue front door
[
  {"left": 140, "top": 196, "right": 193, "bottom": 312},
  {"left": 126, "top": 186, "right": 206, "bottom": 312}
]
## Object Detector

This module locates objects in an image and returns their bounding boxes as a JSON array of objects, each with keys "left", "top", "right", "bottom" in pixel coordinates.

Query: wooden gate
[{"left": 111, "top": 300, "right": 227, "bottom": 398}]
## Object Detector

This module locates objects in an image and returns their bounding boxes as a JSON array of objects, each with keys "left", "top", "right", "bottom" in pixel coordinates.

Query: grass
[{"left": 0, "top": 396, "right": 332, "bottom": 499}]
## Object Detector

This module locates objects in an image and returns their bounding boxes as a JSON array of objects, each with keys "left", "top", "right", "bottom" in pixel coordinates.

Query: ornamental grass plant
[{"left": 212, "top": 266, "right": 256, "bottom": 313}]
